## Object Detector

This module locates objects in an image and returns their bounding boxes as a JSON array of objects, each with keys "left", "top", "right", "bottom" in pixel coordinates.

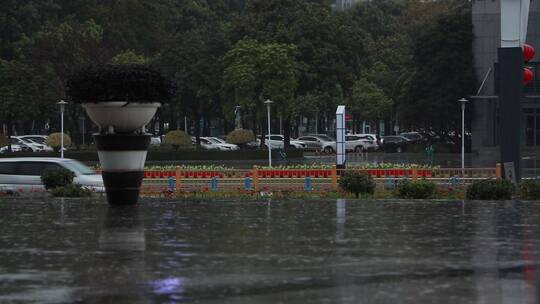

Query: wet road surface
[{"left": 0, "top": 198, "right": 539, "bottom": 303}]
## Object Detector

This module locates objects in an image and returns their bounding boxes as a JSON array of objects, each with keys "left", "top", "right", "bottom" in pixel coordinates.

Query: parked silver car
[
  {"left": 297, "top": 135, "right": 336, "bottom": 153},
  {"left": 0, "top": 158, "right": 104, "bottom": 193}
]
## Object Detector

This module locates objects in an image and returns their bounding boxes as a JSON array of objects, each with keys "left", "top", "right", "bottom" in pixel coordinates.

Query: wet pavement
[{"left": 0, "top": 198, "right": 539, "bottom": 303}]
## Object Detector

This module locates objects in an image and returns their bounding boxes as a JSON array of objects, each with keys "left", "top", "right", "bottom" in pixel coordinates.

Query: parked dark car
[{"left": 381, "top": 136, "right": 410, "bottom": 153}]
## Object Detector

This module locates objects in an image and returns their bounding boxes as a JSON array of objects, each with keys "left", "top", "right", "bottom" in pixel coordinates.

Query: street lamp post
[
  {"left": 459, "top": 98, "right": 468, "bottom": 172},
  {"left": 57, "top": 100, "right": 68, "bottom": 158},
  {"left": 264, "top": 99, "right": 274, "bottom": 167}
]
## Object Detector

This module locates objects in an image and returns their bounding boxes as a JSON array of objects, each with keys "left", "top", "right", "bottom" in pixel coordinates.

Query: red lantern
[
  {"left": 523, "top": 68, "right": 534, "bottom": 85},
  {"left": 523, "top": 43, "right": 535, "bottom": 62}
]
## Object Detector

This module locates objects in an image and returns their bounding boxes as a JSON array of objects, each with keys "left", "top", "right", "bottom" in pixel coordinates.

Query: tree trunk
[
  {"left": 284, "top": 116, "right": 292, "bottom": 148},
  {"left": 194, "top": 111, "right": 201, "bottom": 147}
]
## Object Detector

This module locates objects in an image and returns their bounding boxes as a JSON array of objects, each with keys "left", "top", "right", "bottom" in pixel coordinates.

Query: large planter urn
[{"left": 67, "top": 64, "right": 172, "bottom": 205}]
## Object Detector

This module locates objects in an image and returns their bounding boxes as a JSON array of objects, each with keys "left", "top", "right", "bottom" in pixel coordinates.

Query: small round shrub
[
  {"left": 519, "top": 179, "right": 540, "bottom": 200},
  {"left": 41, "top": 168, "right": 74, "bottom": 190},
  {"left": 466, "top": 179, "right": 514, "bottom": 200},
  {"left": 226, "top": 129, "right": 255, "bottom": 146},
  {"left": 51, "top": 184, "right": 93, "bottom": 197},
  {"left": 339, "top": 171, "right": 375, "bottom": 198},
  {"left": 45, "top": 133, "right": 72, "bottom": 150},
  {"left": 396, "top": 180, "right": 436, "bottom": 199},
  {"left": 163, "top": 130, "right": 191, "bottom": 151},
  {"left": 0, "top": 134, "right": 8, "bottom": 147}
]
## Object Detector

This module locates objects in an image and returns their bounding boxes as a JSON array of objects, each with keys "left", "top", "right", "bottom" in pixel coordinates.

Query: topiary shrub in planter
[
  {"left": 519, "top": 179, "right": 540, "bottom": 200},
  {"left": 466, "top": 179, "right": 514, "bottom": 200},
  {"left": 163, "top": 130, "right": 191, "bottom": 151},
  {"left": 51, "top": 184, "right": 93, "bottom": 197},
  {"left": 226, "top": 129, "right": 255, "bottom": 149},
  {"left": 41, "top": 168, "right": 74, "bottom": 190},
  {"left": 45, "top": 133, "right": 72, "bottom": 152},
  {"left": 339, "top": 171, "right": 375, "bottom": 198},
  {"left": 67, "top": 64, "right": 173, "bottom": 205},
  {"left": 67, "top": 64, "right": 174, "bottom": 133},
  {"left": 396, "top": 180, "right": 437, "bottom": 199}
]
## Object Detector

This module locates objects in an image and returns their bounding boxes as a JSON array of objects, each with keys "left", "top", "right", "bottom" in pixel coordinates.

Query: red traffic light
[
  {"left": 523, "top": 43, "right": 535, "bottom": 62},
  {"left": 524, "top": 67, "right": 534, "bottom": 85}
]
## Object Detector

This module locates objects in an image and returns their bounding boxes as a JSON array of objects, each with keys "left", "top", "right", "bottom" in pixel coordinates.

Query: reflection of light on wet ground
[{"left": 150, "top": 277, "right": 186, "bottom": 296}]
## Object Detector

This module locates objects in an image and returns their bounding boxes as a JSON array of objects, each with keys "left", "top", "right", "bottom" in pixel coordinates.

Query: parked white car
[
  {"left": 194, "top": 137, "right": 239, "bottom": 151},
  {"left": 0, "top": 137, "right": 35, "bottom": 153},
  {"left": 345, "top": 134, "right": 380, "bottom": 152},
  {"left": 14, "top": 136, "right": 53, "bottom": 152},
  {"left": 296, "top": 134, "right": 337, "bottom": 153},
  {"left": 256, "top": 135, "right": 307, "bottom": 149},
  {"left": 0, "top": 158, "right": 104, "bottom": 193},
  {"left": 205, "top": 137, "right": 240, "bottom": 151}
]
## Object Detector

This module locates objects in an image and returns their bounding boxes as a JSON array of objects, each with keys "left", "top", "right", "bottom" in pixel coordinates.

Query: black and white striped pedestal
[{"left": 94, "top": 134, "right": 150, "bottom": 205}]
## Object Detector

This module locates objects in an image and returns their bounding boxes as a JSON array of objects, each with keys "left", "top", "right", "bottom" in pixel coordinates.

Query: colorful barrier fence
[{"left": 137, "top": 165, "right": 500, "bottom": 196}]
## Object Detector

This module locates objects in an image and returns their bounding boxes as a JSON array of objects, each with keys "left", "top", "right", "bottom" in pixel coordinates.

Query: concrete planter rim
[{"left": 82, "top": 101, "right": 161, "bottom": 133}]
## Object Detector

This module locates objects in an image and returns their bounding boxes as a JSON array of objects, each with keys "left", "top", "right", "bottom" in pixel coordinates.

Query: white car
[
  {"left": 257, "top": 135, "right": 307, "bottom": 149},
  {"left": 17, "top": 135, "right": 54, "bottom": 152},
  {"left": 14, "top": 136, "right": 53, "bottom": 152},
  {"left": 0, "top": 157, "right": 104, "bottom": 193},
  {"left": 194, "top": 137, "right": 239, "bottom": 151},
  {"left": 297, "top": 135, "right": 337, "bottom": 153},
  {"left": 205, "top": 137, "right": 240, "bottom": 151},
  {"left": 345, "top": 134, "right": 380, "bottom": 152},
  {"left": 0, "top": 137, "right": 35, "bottom": 153}
]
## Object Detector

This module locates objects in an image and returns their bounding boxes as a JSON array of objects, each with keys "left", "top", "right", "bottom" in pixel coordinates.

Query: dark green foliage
[
  {"left": 520, "top": 180, "right": 540, "bottom": 200},
  {"left": 41, "top": 168, "right": 75, "bottom": 190},
  {"left": 466, "top": 179, "right": 515, "bottom": 200},
  {"left": 51, "top": 184, "right": 93, "bottom": 197},
  {"left": 66, "top": 64, "right": 174, "bottom": 103},
  {"left": 399, "top": 5, "right": 477, "bottom": 133},
  {"left": 339, "top": 171, "right": 376, "bottom": 198},
  {"left": 396, "top": 180, "right": 436, "bottom": 199}
]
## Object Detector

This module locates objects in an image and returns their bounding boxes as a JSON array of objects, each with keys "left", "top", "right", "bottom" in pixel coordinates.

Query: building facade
[{"left": 472, "top": 0, "right": 540, "bottom": 151}]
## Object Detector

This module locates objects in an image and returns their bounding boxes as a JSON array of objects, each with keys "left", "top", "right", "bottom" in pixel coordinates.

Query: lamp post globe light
[
  {"left": 264, "top": 99, "right": 274, "bottom": 167},
  {"left": 56, "top": 100, "right": 68, "bottom": 158},
  {"left": 66, "top": 65, "right": 172, "bottom": 205},
  {"left": 459, "top": 98, "right": 468, "bottom": 172}
]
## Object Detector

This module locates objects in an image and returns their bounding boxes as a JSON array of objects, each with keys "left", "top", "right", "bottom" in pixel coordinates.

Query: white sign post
[{"left": 336, "top": 106, "right": 346, "bottom": 169}]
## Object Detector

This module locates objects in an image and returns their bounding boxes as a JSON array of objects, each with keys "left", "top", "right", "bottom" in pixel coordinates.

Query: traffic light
[{"left": 523, "top": 43, "right": 535, "bottom": 85}]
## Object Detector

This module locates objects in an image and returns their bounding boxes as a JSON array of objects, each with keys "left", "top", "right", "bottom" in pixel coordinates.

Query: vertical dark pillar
[
  {"left": 95, "top": 134, "right": 150, "bottom": 205},
  {"left": 498, "top": 47, "right": 523, "bottom": 181}
]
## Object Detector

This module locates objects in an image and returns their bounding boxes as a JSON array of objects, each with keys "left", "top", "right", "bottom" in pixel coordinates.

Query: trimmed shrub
[
  {"left": 226, "top": 129, "right": 255, "bottom": 147},
  {"left": 66, "top": 64, "right": 174, "bottom": 103},
  {"left": 51, "top": 184, "right": 92, "bottom": 197},
  {"left": 466, "top": 179, "right": 514, "bottom": 200},
  {"left": 339, "top": 171, "right": 375, "bottom": 198},
  {"left": 41, "top": 168, "right": 74, "bottom": 190},
  {"left": 0, "top": 134, "right": 8, "bottom": 147},
  {"left": 520, "top": 179, "right": 540, "bottom": 200},
  {"left": 163, "top": 130, "right": 191, "bottom": 151},
  {"left": 45, "top": 133, "right": 71, "bottom": 150},
  {"left": 396, "top": 180, "right": 436, "bottom": 199}
]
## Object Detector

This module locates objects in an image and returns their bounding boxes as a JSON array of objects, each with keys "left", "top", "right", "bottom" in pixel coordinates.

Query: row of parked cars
[
  {"left": 174, "top": 134, "right": 390, "bottom": 153},
  {"left": 159, "top": 133, "right": 422, "bottom": 153},
  {"left": 0, "top": 135, "right": 53, "bottom": 153}
]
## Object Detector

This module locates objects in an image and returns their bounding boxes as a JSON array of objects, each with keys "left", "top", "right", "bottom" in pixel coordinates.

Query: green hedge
[
  {"left": 0, "top": 149, "right": 303, "bottom": 161},
  {"left": 520, "top": 179, "right": 540, "bottom": 200},
  {"left": 396, "top": 180, "right": 437, "bottom": 199},
  {"left": 465, "top": 179, "right": 514, "bottom": 200}
]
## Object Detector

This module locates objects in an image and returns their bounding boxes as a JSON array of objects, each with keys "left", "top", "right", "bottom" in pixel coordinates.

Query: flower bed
[{"left": 96, "top": 163, "right": 438, "bottom": 179}]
